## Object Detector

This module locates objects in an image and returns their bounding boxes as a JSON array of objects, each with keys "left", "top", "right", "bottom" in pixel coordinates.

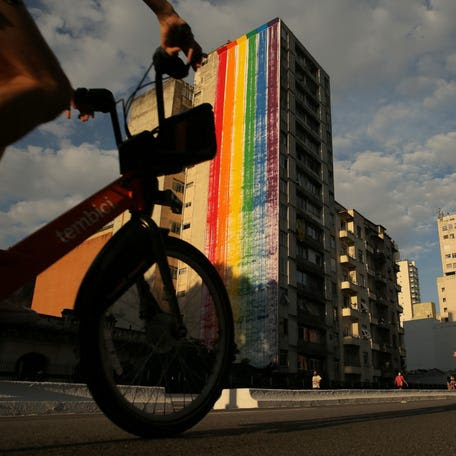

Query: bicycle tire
[{"left": 76, "top": 218, "right": 234, "bottom": 438}]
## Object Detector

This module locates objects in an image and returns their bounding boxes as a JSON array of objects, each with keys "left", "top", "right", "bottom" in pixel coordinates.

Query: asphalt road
[{"left": 1, "top": 399, "right": 455, "bottom": 455}]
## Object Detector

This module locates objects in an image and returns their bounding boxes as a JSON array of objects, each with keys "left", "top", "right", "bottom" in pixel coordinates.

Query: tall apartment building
[
  {"left": 396, "top": 259, "right": 421, "bottom": 323},
  {"left": 335, "top": 203, "right": 405, "bottom": 386},
  {"left": 188, "top": 18, "right": 338, "bottom": 382},
  {"left": 437, "top": 211, "right": 456, "bottom": 322}
]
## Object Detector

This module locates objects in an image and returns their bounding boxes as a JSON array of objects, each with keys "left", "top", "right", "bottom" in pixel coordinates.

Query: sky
[{"left": 1, "top": 0, "right": 456, "bottom": 306}]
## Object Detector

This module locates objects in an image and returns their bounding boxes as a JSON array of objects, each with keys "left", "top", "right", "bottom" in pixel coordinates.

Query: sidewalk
[{"left": 1, "top": 381, "right": 455, "bottom": 416}]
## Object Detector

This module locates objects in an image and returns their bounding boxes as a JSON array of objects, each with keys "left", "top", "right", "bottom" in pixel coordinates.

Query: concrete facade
[
  {"left": 437, "top": 212, "right": 456, "bottom": 322},
  {"left": 396, "top": 259, "right": 421, "bottom": 324},
  {"left": 191, "top": 19, "right": 337, "bottom": 380}
]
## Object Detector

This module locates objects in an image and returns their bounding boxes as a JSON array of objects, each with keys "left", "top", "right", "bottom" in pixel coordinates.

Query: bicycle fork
[{"left": 135, "top": 216, "right": 186, "bottom": 337}]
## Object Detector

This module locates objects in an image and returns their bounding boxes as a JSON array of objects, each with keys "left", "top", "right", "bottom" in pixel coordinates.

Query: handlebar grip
[
  {"left": 153, "top": 47, "right": 189, "bottom": 79},
  {"left": 73, "top": 88, "right": 116, "bottom": 113}
]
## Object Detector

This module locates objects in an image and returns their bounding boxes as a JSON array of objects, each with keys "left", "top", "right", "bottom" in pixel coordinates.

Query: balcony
[
  {"left": 344, "top": 365, "right": 362, "bottom": 375},
  {"left": 338, "top": 210, "right": 354, "bottom": 222},
  {"left": 297, "top": 341, "right": 326, "bottom": 357},
  {"left": 341, "top": 280, "right": 358, "bottom": 295},
  {"left": 375, "top": 272, "right": 387, "bottom": 284},
  {"left": 297, "top": 311, "right": 326, "bottom": 329},
  {"left": 343, "top": 335, "right": 361, "bottom": 345},
  {"left": 339, "top": 229, "right": 355, "bottom": 245},
  {"left": 373, "top": 250, "right": 386, "bottom": 264},
  {"left": 369, "top": 314, "right": 379, "bottom": 325},
  {"left": 297, "top": 284, "right": 325, "bottom": 303},
  {"left": 342, "top": 306, "right": 361, "bottom": 320},
  {"left": 370, "top": 340, "right": 380, "bottom": 351},
  {"left": 367, "top": 288, "right": 377, "bottom": 300},
  {"left": 339, "top": 254, "right": 357, "bottom": 269}
]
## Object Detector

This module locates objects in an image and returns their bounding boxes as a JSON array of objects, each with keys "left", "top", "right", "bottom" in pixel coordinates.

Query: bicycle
[{"left": 0, "top": 47, "right": 234, "bottom": 438}]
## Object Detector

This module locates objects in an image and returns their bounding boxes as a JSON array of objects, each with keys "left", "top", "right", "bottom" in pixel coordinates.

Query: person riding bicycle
[{"left": 0, "top": 0, "right": 203, "bottom": 159}]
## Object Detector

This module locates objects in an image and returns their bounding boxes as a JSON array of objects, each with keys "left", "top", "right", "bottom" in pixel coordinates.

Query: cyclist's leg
[{"left": 0, "top": 0, "right": 72, "bottom": 151}]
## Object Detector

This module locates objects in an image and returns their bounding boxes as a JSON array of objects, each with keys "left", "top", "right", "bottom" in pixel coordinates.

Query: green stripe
[{"left": 241, "top": 33, "right": 256, "bottom": 287}]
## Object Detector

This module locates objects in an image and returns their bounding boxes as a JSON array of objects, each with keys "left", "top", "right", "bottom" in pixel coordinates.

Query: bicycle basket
[
  {"left": 156, "top": 103, "right": 217, "bottom": 173},
  {"left": 119, "top": 103, "right": 217, "bottom": 176}
]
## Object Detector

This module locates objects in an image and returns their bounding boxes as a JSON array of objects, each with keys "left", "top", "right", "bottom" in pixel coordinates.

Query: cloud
[
  {"left": 334, "top": 142, "right": 456, "bottom": 267},
  {"left": 0, "top": 196, "right": 79, "bottom": 247},
  {"left": 423, "top": 80, "right": 456, "bottom": 109},
  {"left": 404, "top": 131, "right": 456, "bottom": 170},
  {"left": 0, "top": 143, "right": 117, "bottom": 247}
]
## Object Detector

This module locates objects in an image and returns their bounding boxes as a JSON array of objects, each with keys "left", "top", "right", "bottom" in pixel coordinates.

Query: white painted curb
[{"left": 213, "top": 388, "right": 259, "bottom": 409}]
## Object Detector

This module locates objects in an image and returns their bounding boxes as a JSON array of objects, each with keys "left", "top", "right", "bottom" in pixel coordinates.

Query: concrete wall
[{"left": 405, "top": 318, "right": 456, "bottom": 371}]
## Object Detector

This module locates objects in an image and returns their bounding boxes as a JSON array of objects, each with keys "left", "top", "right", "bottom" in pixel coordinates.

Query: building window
[
  {"left": 170, "top": 222, "right": 181, "bottom": 234},
  {"left": 172, "top": 179, "right": 185, "bottom": 193},
  {"left": 280, "top": 231, "right": 287, "bottom": 247},
  {"left": 183, "top": 223, "right": 191, "bottom": 230}
]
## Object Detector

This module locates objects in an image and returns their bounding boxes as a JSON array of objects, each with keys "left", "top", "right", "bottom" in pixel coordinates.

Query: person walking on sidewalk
[
  {"left": 394, "top": 372, "right": 408, "bottom": 389},
  {"left": 312, "top": 370, "right": 322, "bottom": 389}
]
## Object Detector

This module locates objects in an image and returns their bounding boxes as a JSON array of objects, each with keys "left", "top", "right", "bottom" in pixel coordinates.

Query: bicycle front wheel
[{"left": 77, "top": 225, "right": 233, "bottom": 438}]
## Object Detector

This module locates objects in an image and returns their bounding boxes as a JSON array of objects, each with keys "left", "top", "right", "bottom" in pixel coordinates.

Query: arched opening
[{"left": 15, "top": 352, "right": 48, "bottom": 381}]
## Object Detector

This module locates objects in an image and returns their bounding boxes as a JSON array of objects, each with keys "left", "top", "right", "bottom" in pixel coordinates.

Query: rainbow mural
[{"left": 205, "top": 19, "right": 280, "bottom": 367}]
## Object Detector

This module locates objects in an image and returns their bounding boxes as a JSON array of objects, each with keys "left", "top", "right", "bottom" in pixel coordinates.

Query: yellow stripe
[{"left": 227, "top": 36, "right": 247, "bottom": 291}]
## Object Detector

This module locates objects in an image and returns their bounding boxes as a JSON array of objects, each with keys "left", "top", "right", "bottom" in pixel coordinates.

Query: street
[{"left": 1, "top": 399, "right": 455, "bottom": 455}]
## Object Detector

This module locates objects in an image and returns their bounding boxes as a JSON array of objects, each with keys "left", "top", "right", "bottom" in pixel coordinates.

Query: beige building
[
  {"left": 396, "top": 259, "right": 421, "bottom": 323},
  {"left": 335, "top": 203, "right": 405, "bottom": 386},
  {"left": 412, "top": 301, "right": 437, "bottom": 320},
  {"left": 437, "top": 211, "right": 456, "bottom": 323}
]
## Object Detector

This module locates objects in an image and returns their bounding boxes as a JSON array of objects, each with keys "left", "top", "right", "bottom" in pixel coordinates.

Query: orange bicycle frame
[{"left": 0, "top": 174, "right": 146, "bottom": 302}]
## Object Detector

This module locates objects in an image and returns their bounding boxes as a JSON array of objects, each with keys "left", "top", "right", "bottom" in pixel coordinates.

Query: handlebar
[{"left": 73, "top": 41, "right": 200, "bottom": 147}]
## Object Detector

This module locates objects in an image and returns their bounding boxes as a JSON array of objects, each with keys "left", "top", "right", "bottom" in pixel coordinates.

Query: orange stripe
[{"left": 215, "top": 42, "right": 236, "bottom": 269}]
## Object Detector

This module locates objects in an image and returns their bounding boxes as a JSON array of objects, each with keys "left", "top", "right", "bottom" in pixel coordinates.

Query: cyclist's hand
[
  {"left": 66, "top": 94, "right": 95, "bottom": 122},
  {"left": 160, "top": 17, "right": 203, "bottom": 70}
]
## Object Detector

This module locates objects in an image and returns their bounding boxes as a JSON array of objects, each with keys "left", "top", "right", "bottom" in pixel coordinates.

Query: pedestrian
[
  {"left": 312, "top": 370, "right": 322, "bottom": 389},
  {"left": 449, "top": 376, "right": 456, "bottom": 390},
  {"left": 394, "top": 372, "right": 408, "bottom": 389}
]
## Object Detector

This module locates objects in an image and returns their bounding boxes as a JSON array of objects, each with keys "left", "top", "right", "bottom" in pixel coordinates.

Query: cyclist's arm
[
  {"left": 0, "top": 0, "right": 72, "bottom": 152},
  {"left": 142, "top": 0, "right": 203, "bottom": 69}
]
